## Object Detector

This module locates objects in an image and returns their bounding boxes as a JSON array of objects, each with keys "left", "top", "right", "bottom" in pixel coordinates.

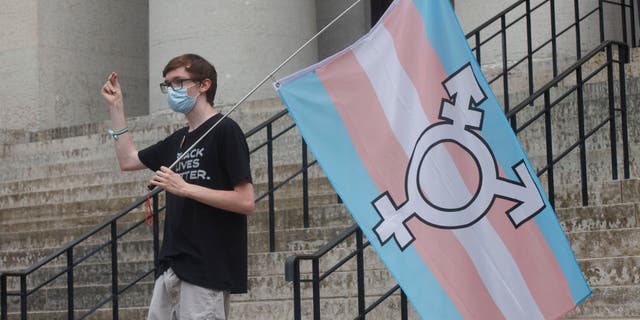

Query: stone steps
[
  {"left": 1, "top": 104, "right": 292, "bottom": 158},
  {"left": 2, "top": 264, "right": 395, "bottom": 312},
  {"left": 0, "top": 223, "right": 350, "bottom": 265},
  {"left": 0, "top": 160, "right": 326, "bottom": 199},
  {"left": 4, "top": 247, "right": 362, "bottom": 289},
  {"left": 0, "top": 201, "right": 351, "bottom": 235},
  {"left": 0, "top": 172, "right": 332, "bottom": 211},
  {"left": 528, "top": 145, "right": 640, "bottom": 188},
  {"left": 0, "top": 173, "right": 333, "bottom": 215},
  {"left": 4, "top": 286, "right": 421, "bottom": 320},
  {"left": 0, "top": 130, "right": 304, "bottom": 177}
]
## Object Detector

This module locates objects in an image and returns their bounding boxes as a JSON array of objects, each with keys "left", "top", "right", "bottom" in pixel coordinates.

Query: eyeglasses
[{"left": 159, "top": 78, "right": 198, "bottom": 94}]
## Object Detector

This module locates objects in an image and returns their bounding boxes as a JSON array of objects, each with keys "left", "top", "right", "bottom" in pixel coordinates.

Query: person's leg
[
  {"left": 147, "top": 269, "right": 181, "bottom": 320},
  {"left": 178, "top": 281, "right": 230, "bottom": 320}
]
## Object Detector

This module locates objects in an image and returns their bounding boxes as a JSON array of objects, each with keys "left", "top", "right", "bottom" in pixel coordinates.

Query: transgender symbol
[{"left": 372, "top": 63, "right": 546, "bottom": 251}]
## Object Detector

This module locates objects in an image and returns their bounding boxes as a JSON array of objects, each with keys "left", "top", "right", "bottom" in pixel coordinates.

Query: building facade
[{"left": 0, "top": 0, "right": 620, "bottom": 131}]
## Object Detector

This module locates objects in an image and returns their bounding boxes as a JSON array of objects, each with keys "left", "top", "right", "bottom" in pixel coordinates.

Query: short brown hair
[{"left": 163, "top": 53, "right": 217, "bottom": 105}]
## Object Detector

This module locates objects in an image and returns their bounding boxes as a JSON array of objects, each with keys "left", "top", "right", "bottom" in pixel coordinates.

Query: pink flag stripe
[
  {"left": 381, "top": 0, "right": 574, "bottom": 314},
  {"left": 316, "top": 51, "right": 408, "bottom": 203},
  {"left": 317, "top": 47, "right": 506, "bottom": 319}
]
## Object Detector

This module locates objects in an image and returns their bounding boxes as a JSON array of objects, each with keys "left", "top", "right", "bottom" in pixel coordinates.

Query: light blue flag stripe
[{"left": 278, "top": 71, "right": 464, "bottom": 320}]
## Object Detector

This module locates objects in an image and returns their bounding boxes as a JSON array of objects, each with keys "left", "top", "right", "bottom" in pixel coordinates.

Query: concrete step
[
  {"left": 0, "top": 132, "right": 312, "bottom": 187},
  {"left": 553, "top": 178, "right": 639, "bottom": 208},
  {"left": 2, "top": 263, "right": 395, "bottom": 312},
  {"left": 4, "top": 241, "right": 384, "bottom": 290},
  {"left": 0, "top": 172, "right": 333, "bottom": 211},
  {"left": 4, "top": 287, "right": 421, "bottom": 320},
  {"left": 0, "top": 200, "right": 350, "bottom": 236},
  {"left": 1, "top": 105, "right": 293, "bottom": 162},
  {"left": 0, "top": 196, "right": 146, "bottom": 225},
  {"left": 566, "top": 286, "right": 640, "bottom": 319},
  {"left": 1, "top": 127, "right": 304, "bottom": 173},
  {"left": 528, "top": 145, "right": 640, "bottom": 187},
  {"left": 0, "top": 159, "right": 326, "bottom": 199},
  {"left": 0, "top": 181, "right": 150, "bottom": 209},
  {"left": 1, "top": 97, "right": 285, "bottom": 148},
  {"left": 248, "top": 203, "right": 352, "bottom": 233},
  {"left": 0, "top": 222, "right": 350, "bottom": 259}
]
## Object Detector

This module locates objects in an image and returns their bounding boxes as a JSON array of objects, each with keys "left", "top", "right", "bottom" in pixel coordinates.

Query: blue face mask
[{"left": 167, "top": 87, "right": 197, "bottom": 114}]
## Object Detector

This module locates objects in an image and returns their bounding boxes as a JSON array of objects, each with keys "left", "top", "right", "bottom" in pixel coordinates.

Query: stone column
[
  {"left": 0, "top": 0, "right": 148, "bottom": 131},
  {"left": 0, "top": 0, "right": 40, "bottom": 131},
  {"left": 149, "top": 0, "right": 318, "bottom": 113}
]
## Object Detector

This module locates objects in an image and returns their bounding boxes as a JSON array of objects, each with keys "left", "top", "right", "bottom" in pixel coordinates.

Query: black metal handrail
[
  {"left": 466, "top": 0, "right": 638, "bottom": 121},
  {"left": 0, "top": 189, "right": 163, "bottom": 320},
  {"left": 0, "top": 105, "right": 322, "bottom": 318},
  {"left": 510, "top": 40, "right": 630, "bottom": 206}
]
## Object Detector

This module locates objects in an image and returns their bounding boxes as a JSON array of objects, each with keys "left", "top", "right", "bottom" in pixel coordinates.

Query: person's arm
[
  {"left": 101, "top": 72, "right": 146, "bottom": 171},
  {"left": 149, "top": 166, "right": 255, "bottom": 215}
]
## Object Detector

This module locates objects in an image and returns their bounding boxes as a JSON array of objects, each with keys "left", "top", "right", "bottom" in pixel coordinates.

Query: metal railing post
[
  {"left": 291, "top": 260, "right": 302, "bottom": 320},
  {"left": 20, "top": 276, "right": 26, "bottom": 320},
  {"left": 400, "top": 289, "right": 408, "bottom": 320},
  {"left": 501, "top": 16, "right": 511, "bottom": 118},
  {"left": 574, "top": 0, "right": 588, "bottom": 206},
  {"left": 599, "top": 0, "right": 605, "bottom": 44},
  {"left": 637, "top": 0, "right": 640, "bottom": 46},
  {"left": 544, "top": 92, "right": 556, "bottom": 207},
  {"left": 312, "top": 258, "right": 320, "bottom": 320},
  {"left": 630, "top": 0, "right": 637, "bottom": 47},
  {"left": 525, "top": 0, "right": 534, "bottom": 99},
  {"left": 356, "top": 229, "right": 365, "bottom": 318},
  {"left": 606, "top": 45, "right": 619, "bottom": 180},
  {"left": 66, "top": 249, "right": 74, "bottom": 320},
  {"left": 153, "top": 193, "right": 160, "bottom": 278},
  {"left": 551, "top": 0, "right": 558, "bottom": 79},
  {"left": 574, "top": 0, "right": 582, "bottom": 58},
  {"left": 622, "top": 0, "right": 629, "bottom": 45},
  {"left": 302, "top": 139, "right": 310, "bottom": 228},
  {"left": 618, "top": 44, "right": 630, "bottom": 179},
  {"left": 110, "top": 222, "right": 119, "bottom": 320},
  {"left": 1, "top": 274, "right": 7, "bottom": 320},
  {"left": 267, "top": 124, "right": 276, "bottom": 252},
  {"left": 474, "top": 33, "right": 481, "bottom": 64}
]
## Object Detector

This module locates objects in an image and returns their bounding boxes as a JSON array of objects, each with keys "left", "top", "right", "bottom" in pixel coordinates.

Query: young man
[{"left": 101, "top": 53, "right": 254, "bottom": 320}]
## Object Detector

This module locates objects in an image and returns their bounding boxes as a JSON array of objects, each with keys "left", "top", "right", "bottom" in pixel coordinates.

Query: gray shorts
[{"left": 147, "top": 268, "right": 230, "bottom": 320}]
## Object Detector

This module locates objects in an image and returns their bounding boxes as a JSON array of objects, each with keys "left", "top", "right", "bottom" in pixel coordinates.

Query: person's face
[{"left": 164, "top": 66, "right": 200, "bottom": 97}]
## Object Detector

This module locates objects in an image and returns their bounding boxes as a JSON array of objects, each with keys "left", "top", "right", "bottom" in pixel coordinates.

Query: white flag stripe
[
  {"left": 352, "top": 26, "right": 427, "bottom": 156},
  {"left": 454, "top": 221, "right": 546, "bottom": 319},
  {"left": 352, "top": 24, "right": 545, "bottom": 319}
]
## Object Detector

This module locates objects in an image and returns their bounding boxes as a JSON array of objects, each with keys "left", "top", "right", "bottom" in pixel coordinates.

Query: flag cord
[{"left": 147, "top": 0, "right": 364, "bottom": 194}]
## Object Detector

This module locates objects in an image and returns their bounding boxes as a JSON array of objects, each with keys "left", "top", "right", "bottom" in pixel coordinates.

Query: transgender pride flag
[{"left": 275, "top": 0, "right": 591, "bottom": 318}]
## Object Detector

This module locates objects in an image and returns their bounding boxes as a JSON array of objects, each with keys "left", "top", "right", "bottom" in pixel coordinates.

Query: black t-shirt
[{"left": 138, "top": 113, "right": 252, "bottom": 293}]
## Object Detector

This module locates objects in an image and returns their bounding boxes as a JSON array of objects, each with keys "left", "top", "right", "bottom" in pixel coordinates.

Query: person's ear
[{"left": 199, "top": 78, "right": 212, "bottom": 92}]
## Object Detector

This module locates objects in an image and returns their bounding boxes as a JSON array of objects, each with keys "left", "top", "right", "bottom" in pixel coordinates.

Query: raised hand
[{"left": 101, "top": 72, "right": 123, "bottom": 107}]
